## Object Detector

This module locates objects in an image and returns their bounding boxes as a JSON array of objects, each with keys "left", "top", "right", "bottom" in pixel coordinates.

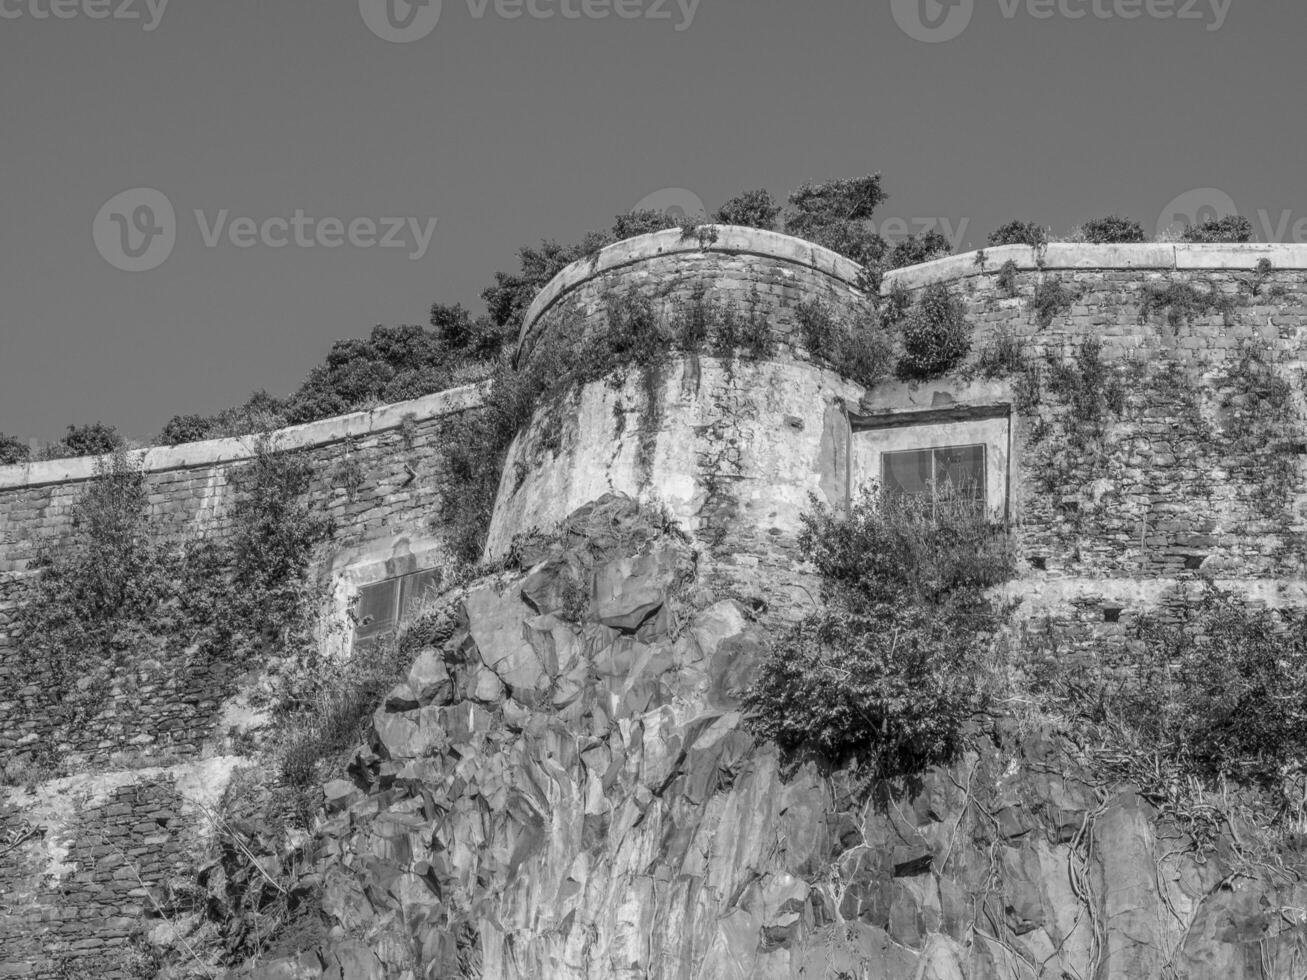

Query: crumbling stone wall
[{"left": 0, "top": 758, "right": 239, "bottom": 979}]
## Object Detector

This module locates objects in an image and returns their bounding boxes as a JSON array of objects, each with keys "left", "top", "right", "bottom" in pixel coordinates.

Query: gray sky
[{"left": 1, "top": 0, "right": 1302, "bottom": 443}]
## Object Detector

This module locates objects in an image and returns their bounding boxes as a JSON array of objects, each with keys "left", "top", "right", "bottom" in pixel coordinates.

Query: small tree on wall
[
  {"left": 896, "top": 282, "right": 972, "bottom": 380},
  {"left": 0, "top": 433, "right": 30, "bottom": 464},
  {"left": 745, "top": 489, "right": 1014, "bottom": 773},
  {"left": 713, "top": 189, "right": 782, "bottom": 230},
  {"left": 783, "top": 174, "right": 890, "bottom": 268}
]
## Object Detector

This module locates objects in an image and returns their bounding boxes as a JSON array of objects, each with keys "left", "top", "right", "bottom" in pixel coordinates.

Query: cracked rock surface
[{"left": 230, "top": 496, "right": 1307, "bottom": 979}]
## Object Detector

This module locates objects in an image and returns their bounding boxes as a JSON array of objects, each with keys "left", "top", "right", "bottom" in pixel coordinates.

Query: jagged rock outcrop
[{"left": 232, "top": 496, "right": 1307, "bottom": 979}]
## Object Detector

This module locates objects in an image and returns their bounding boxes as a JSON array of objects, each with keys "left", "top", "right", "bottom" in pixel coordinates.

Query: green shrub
[
  {"left": 44, "top": 422, "right": 124, "bottom": 459},
  {"left": 1125, "top": 587, "right": 1307, "bottom": 789},
  {"left": 1031, "top": 585, "right": 1307, "bottom": 826},
  {"left": 0, "top": 433, "right": 30, "bottom": 465},
  {"left": 1028, "top": 277, "right": 1079, "bottom": 328},
  {"left": 713, "top": 189, "right": 781, "bottom": 230},
  {"left": 159, "top": 414, "right": 215, "bottom": 446},
  {"left": 745, "top": 490, "right": 1013, "bottom": 771},
  {"left": 1138, "top": 280, "right": 1238, "bottom": 328},
  {"left": 886, "top": 231, "right": 951, "bottom": 270},
  {"left": 897, "top": 282, "right": 972, "bottom": 380},
  {"left": 16, "top": 441, "right": 334, "bottom": 722},
  {"left": 280, "top": 635, "right": 410, "bottom": 788},
  {"left": 988, "top": 221, "right": 1047, "bottom": 248},
  {"left": 995, "top": 259, "right": 1020, "bottom": 297},
  {"left": 1081, "top": 215, "right": 1146, "bottom": 244},
  {"left": 795, "top": 299, "right": 891, "bottom": 389},
  {"left": 879, "top": 280, "right": 913, "bottom": 327},
  {"left": 783, "top": 174, "right": 889, "bottom": 267},
  {"left": 795, "top": 300, "right": 841, "bottom": 359},
  {"left": 17, "top": 451, "right": 175, "bottom": 713},
  {"left": 975, "top": 327, "right": 1026, "bottom": 378},
  {"left": 1181, "top": 215, "right": 1254, "bottom": 244},
  {"left": 1046, "top": 337, "right": 1124, "bottom": 431},
  {"left": 612, "top": 209, "right": 681, "bottom": 241}
]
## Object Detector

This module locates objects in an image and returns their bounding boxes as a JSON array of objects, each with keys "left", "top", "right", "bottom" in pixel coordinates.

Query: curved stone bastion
[
  {"left": 490, "top": 228, "right": 1307, "bottom": 636},
  {"left": 490, "top": 227, "right": 879, "bottom": 604}
]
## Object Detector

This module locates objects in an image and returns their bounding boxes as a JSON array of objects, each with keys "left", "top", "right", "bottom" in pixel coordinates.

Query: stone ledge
[
  {"left": 0, "top": 382, "right": 490, "bottom": 491},
  {"left": 885, "top": 242, "right": 1307, "bottom": 290}
]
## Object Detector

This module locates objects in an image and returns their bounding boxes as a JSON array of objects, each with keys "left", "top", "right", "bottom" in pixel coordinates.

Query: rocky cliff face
[{"left": 230, "top": 496, "right": 1307, "bottom": 980}]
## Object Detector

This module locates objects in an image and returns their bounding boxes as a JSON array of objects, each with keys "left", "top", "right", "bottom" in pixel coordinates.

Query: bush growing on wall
[
  {"left": 0, "top": 433, "right": 30, "bottom": 465},
  {"left": 1027, "top": 584, "right": 1307, "bottom": 838},
  {"left": 885, "top": 231, "right": 951, "bottom": 270},
  {"left": 1080, "top": 215, "right": 1146, "bottom": 244},
  {"left": 988, "top": 221, "right": 1048, "bottom": 248},
  {"left": 896, "top": 282, "right": 972, "bottom": 380},
  {"left": 783, "top": 174, "right": 889, "bottom": 268},
  {"left": 745, "top": 490, "right": 1014, "bottom": 772},
  {"left": 712, "top": 189, "right": 781, "bottom": 230},
  {"left": 159, "top": 413, "right": 215, "bottom": 446},
  {"left": 17, "top": 451, "right": 176, "bottom": 714},
  {"left": 795, "top": 299, "right": 892, "bottom": 389},
  {"left": 40, "top": 422, "right": 125, "bottom": 459},
  {"left": 17, "top": 441, "right": 334, "bottom": 723},
  {"left": 1028, "top": 277, "right": 1080, "bottom": 328},
  {"left": 1182, "top": 215, "right": 1254, "bottom": 243}
]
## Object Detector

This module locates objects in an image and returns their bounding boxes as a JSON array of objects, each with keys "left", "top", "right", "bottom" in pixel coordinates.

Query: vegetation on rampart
[
  {"left": 745, "top": 489, "right": 1014, "bottom": 776},
  {"left": 14, "top": 441, "right": 333, "bottom": 733}
]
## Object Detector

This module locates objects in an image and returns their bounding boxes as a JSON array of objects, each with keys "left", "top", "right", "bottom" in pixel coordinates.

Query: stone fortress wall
[
  {"left": 0, "top": 387, "right": 487, "bottom": 977},
  {"left": 496, "top": 227, "right": 1307, "bottom": 635},
  {"left": 0, "top": 385, "right": 488, "bottom": 765},
  {"left": 3, "top": 226, "right": 1307, "bottom": 975}
]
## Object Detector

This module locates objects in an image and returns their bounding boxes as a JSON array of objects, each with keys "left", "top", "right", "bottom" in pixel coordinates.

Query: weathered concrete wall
[
  {"left": 489, "top": 356, "right": 862, "bottom": 619},
  {"left": 499, "top": 231, "right": 1307, "bottom": 635}
]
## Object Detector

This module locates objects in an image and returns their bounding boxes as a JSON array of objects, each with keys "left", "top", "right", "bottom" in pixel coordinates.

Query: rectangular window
[
  {"left": 882, "top": 443, "right": 986, "bottom": 512},
  {"left": 353, "top": 568, "right": 442, "bottom": 652}
]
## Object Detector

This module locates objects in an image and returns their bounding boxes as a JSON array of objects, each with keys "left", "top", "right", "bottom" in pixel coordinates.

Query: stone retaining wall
[{"left": 0, "top": 384, "right": 487, "bottom": 765}]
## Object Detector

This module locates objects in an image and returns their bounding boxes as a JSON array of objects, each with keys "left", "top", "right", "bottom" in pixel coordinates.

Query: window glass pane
[
  {"left": 355, "top": 579, "right": 399, "bottom": 640},
  {"left": 934, "top": 445, "right": 986, "bottom": 501},
  {"left": 882, "top": 449, "right": 933, "bottom": 498},
  {"left": 399, "top": 569, "right": 442, "bottom": 621}
]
